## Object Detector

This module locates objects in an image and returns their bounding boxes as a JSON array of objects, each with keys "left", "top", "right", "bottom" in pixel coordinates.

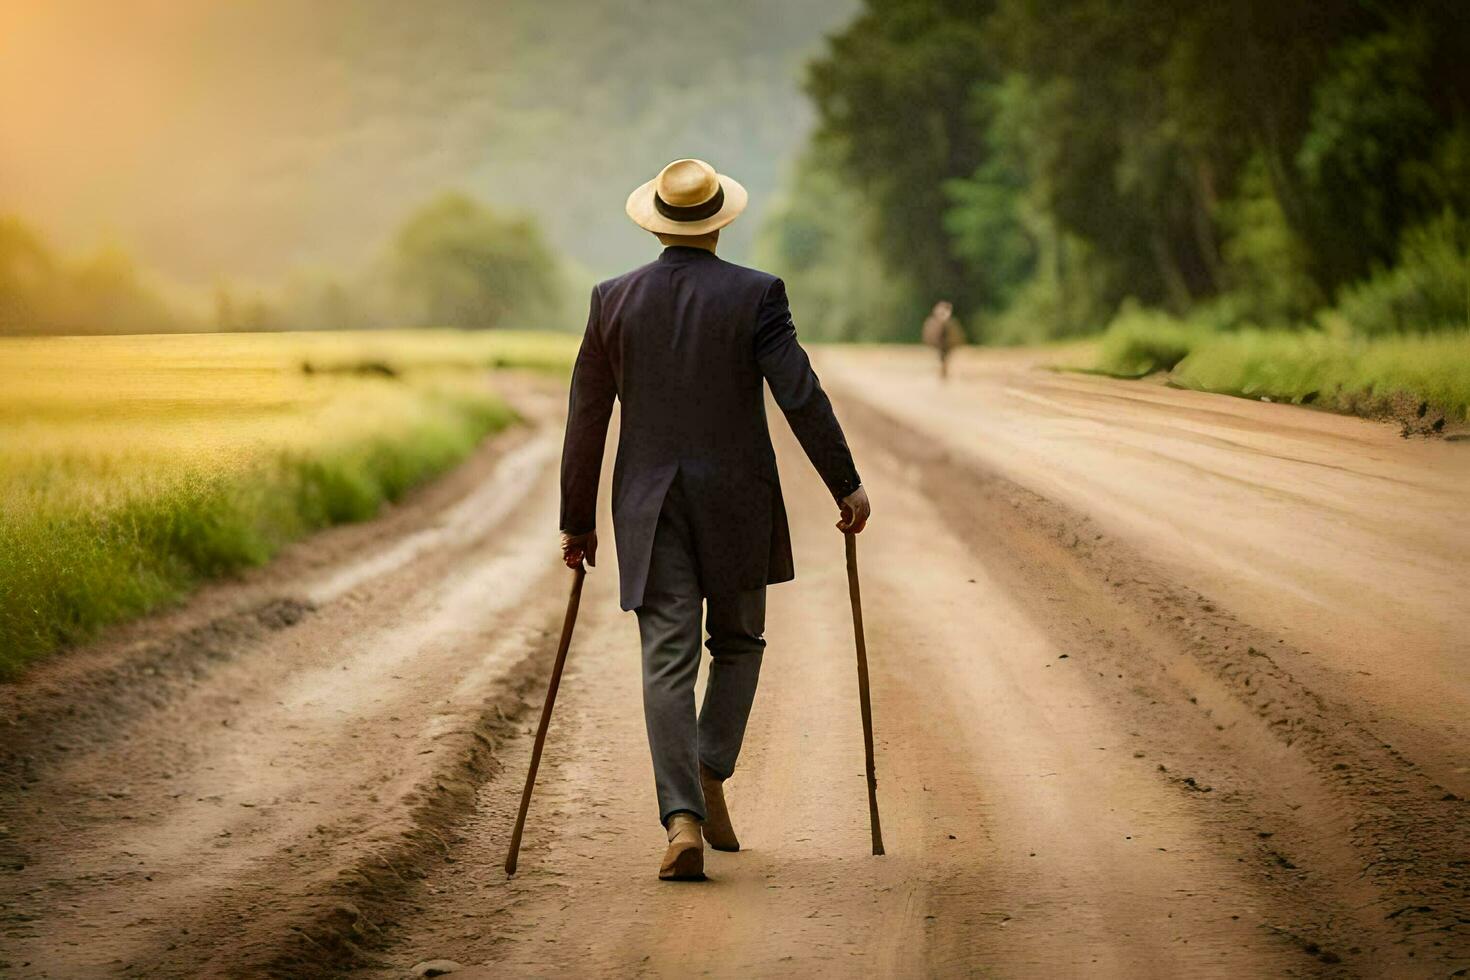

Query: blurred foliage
[
  {"left": 387, "top": 193, "right": 563, "bottom": 330},
  {"left": 754, "top": 142, "right": 920, "bottom": 341},
  {"left": 1213, "top": 155, "right": 1327, "bottom": 326},
  {"left": 0, "top": 216, "right": 187, "bottom": 335},
  {"left": 1092, "top": 302, "right": 1212, "bottom": 377},
  {"left": 803, "top": 0, "right": 995, "bottom": 316},
  {"left": 240, "top": 192, "right": 568, "bottom": 331},
  {"left": 4, "top": 192, "right": 570, "bottom": 335},
  {"left": 1337, "top": 211, "right": 1470, "bottom": 336},
  {"left": 784, "top": 0, "right": 1470, "bottom": 343}
]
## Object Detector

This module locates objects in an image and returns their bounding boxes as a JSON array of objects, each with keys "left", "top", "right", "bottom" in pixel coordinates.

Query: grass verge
[
  {"left": 1090, "top": 311, "right": 1470, "bottom": 430},
  {"left": 0, "top": 330, "right": 574, "bottom": 679}
]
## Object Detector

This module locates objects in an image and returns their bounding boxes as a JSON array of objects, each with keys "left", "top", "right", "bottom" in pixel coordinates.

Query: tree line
[
  {"left": 0, "top": 193, "right": 566, "bottom": 335},
  {"left": 761, "top": 0, "right": 1470, "bottom": 342}
]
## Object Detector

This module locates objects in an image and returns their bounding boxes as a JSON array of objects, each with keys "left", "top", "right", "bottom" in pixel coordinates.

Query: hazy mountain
[{"left": 0, "top": 0, "right": 857, "bottom": 290}]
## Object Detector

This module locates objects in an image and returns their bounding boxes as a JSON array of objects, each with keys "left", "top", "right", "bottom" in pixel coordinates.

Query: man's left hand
[{"left": 561, "top": 530, "right": 597, "bottom": 569}]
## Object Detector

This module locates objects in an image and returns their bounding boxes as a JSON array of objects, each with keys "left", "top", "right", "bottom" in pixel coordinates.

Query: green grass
[
  {"left": 1172, "top": 329, "right": 1470, "bottom": 419},
  {"left": 1089, "top": 311, "right": 1470, "bottom": 424},
  {"left": 0, "top": 330, "right": 576, "bottom": 679},
  {"left": 1093, "top": 305, "right": 1214, "bottom": 377}
]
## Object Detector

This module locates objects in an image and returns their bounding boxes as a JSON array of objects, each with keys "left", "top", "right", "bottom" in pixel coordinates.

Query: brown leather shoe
[
  {"left": 659, "top": 813, "right": 705, "bottom": 880},
  {"left": 699, "top": 764, "right": 740, "bottom": 852}
]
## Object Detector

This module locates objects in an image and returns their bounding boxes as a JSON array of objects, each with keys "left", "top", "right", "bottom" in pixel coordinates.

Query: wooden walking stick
[
  {"left": 844, "top": 532, "right": 885, "bottom": 856},
  {"left": 505, "top": 563, "right": 586, "bottom": 876}
]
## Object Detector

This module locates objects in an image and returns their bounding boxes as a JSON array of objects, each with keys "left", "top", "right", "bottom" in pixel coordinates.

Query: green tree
[
  {"left": 0, "top": 217, "right": 57, "bottom": 333},
  {"left": 941, "top": 75, "right": 1038, "bottom": 317},
  {"left": 1298, "top": 25, "right": 1440, "bottom": 285},
  {"left": 805, "top": 0, "right": 998, "bottom": 314},
  {"left": 796, "top": 0, "right": 1470, "bottom": 341},
  {"left": 756, "top": 141, "right": 920, "bottom": 342},
  {"left": 0, "top": 216, "right": 184, "bottom": 335},
  {"left": 1216, "top": 154, "right": 1325, "bottom": 325},
  {"left": 389, "top": 193, "right": 562, "bottom": 330}
]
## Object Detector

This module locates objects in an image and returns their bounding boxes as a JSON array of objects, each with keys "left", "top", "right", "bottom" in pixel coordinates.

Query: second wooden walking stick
[
  {"left": 505, "top": 563, "right": 586, "bottom": 876},
  {"left": 844, "top": 532, "right": 885, "bottom": 856}
]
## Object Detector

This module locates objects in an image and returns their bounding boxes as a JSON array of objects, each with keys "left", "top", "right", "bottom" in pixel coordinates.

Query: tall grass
[
  {"left": 1093, "top": 304, "right": 1212, "bottom": 376},
  {"left": 0, "top": 330, "right": 576, "bottom": 678},
  {"left": 1090, "top": 310, "right": 1470, "bottom": 423},
  {"left": 1172, "top": 329, "right": 1470, "bottom": 420},
  {"left": 1336, "top": 213, "right": 1470, "bottom": 336}
]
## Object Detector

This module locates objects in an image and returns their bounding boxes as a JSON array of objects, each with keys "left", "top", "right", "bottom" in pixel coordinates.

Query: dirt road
[
  {"left": 1, "top": 356, "right": 1465, "bottom": 978},
  {"left": 822, "top": 347, "right": 1470, "bottom": 795}
]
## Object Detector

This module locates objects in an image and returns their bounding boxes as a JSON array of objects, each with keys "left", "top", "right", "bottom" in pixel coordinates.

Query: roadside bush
[
  {"left": 979, "top": 236, "right": 1120, "bottom": 346},
  {"left": 1174, "top": 329, "right": 1470, "bottom": 422},
  {"left": 1216, "top": 155, "right": 1327, "bottom": 326},
  {"left": 1337, "top": 212, "right": 1470, "bottom": 335},
  {"left": 1093, "top": 304, "right": 1210, "bottom": 376},
  {"left": 1090, "top": 310, "right": 1470, "bottom": 424}
]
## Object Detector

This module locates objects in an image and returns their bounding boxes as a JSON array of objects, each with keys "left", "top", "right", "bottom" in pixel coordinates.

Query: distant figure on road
[
  {"left": 559, "top": 158, "right": 870, "bottom": 882},
  {"left": 922, "top": 300, "right": 965, "bottom": 380}
]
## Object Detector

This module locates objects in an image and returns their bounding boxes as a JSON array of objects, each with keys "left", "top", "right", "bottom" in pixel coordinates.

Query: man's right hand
[
  {"left": 836, "top": 485, "right": 871, "bottom": 534},
  {"left": 561, "top": 530, "right": 597, "bottom": 569}
]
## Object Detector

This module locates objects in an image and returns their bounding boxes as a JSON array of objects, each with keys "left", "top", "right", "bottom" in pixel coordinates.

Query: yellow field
[{"left": 0, "top": 329, "right": 578, "bottom": 676}]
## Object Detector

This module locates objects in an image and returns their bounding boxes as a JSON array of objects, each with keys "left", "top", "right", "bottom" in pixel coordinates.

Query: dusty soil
[
  {"left": 824, "top": 347, "right": 1470, "bottom": 796},
  {"left": 1, "top": 356, "right": 1465, "bottom": 978}
]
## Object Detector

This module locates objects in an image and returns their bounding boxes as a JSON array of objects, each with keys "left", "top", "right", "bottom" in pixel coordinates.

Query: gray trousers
[{"left": 635, "top": 479, "right": 765, "bottom": 825}]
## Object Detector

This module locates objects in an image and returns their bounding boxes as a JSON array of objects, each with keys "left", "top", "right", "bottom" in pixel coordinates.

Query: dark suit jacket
[{"left": 560, "top": 246, "right": 861, "bottom": 611}]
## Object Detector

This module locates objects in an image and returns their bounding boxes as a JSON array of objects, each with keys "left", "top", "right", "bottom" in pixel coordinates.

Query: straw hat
[{"left": 625, "top": 159, "right": 748, "bottom": 235}]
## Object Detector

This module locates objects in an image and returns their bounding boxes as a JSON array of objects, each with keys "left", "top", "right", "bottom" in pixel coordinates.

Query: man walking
[
  {"left": 922, "top": 300, "right": 965, "bottom": 380},
  {"left": 559, "top": 158, "right": 870, "bottom": 881}
]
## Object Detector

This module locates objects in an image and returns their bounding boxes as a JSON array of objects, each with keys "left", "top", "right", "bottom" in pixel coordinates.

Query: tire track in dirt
[
  {"left": 820, "top": 348, "right": 1469, "bottom": 795},
  {"left": 4, "top": 367, "right": 1464, "bottom": 977},
  {"left": 0, "top": 415, "right": 551, "bottom": 800},
  {"left": 354, "top": 389, "right": 1457, "bottom": 976},
  {"left": 0, "top": 383, "right": 582, "bottom": 977},
  {"left": 835, "top": 389, "right": 1469, "bottom": 974}
]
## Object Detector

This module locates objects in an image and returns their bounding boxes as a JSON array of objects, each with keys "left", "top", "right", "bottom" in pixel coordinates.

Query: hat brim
[{"left": 625, "top": 173, "right": 748, "bottom": 235}]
